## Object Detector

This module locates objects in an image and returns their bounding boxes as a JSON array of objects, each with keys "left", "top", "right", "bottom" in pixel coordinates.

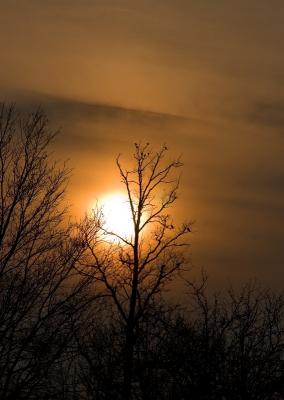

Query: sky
[{"left": 1, "top": 0, "right": 284, "bottom": 289}]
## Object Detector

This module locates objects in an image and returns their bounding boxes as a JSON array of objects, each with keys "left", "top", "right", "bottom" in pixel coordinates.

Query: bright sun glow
[{"left": 99, "top": 193, "right": 134, "bottom": 239}]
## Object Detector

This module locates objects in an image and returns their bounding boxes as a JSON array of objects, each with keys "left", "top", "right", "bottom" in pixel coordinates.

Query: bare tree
[
  {"left": 82, "top": 143, "right": 192, "bottom": 399},
  {"left": 71, "top": 301, "right": 124, "bottom": 400},
  {"left": 183, "top": 277, "right": 284, "bottom": 400},
  {"left": 0, "top": 104, "right": 94, "bottom": 399}
]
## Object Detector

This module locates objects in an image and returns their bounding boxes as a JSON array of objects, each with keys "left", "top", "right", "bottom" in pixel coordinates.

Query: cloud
[
  {"left": 8, "top": 90, "right": 188, "bottom": 125},
  {"left": 247, "top": 99, "right": 284, "bottom": 130},
  {"left": 5, "top": 90, "right": 210, "bottom": 155}
]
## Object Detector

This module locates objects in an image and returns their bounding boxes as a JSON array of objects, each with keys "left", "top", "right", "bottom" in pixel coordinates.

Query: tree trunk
[
  {"left": 122, "top": 325, "right": 135, "bottom": 400},
  {"left": 122, "top": 225, "right": 140, "bottom": 400}
]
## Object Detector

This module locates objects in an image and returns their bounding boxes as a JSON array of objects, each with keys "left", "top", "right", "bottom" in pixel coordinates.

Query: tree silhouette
[
  {"left": 0, "top": 104, "right": 94, "bottom": 399},
  {"left": 81, "top": 143, "right": 192, "bottom": 399},
  {"left": 168, "top": 277, "right": 284, "bottom": 400},
  {"left": 2, "top": 105, "right": 283, "bottom": 399}
]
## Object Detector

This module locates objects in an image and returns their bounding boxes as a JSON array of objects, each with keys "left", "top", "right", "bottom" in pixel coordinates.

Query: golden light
[{"left": 99, "top": 193, "right": 134, "bottom": 240}]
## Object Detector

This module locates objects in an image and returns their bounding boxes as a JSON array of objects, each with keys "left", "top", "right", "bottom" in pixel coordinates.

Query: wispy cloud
[{"left": 247, "top": 100, "right": 284, "bottom": 130}]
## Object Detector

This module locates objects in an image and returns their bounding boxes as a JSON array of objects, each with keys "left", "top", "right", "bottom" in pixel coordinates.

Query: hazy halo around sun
[{"left": 99, "top": 193, "right": 134, "bottom": 240}]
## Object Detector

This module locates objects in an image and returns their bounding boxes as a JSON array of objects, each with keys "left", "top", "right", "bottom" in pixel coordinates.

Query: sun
[{"left": 99, "top": 193, "right": 134, "bottom": 240}]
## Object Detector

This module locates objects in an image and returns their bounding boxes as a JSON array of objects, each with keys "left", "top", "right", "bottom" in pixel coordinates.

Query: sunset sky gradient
[{"left": 1, "top": 0, "right": 283, "bottom": 288}]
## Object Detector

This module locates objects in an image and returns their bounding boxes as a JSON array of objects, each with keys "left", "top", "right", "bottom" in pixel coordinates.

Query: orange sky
[{"left": 1, "top": 0, "right": 284, "bottom": 289}]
